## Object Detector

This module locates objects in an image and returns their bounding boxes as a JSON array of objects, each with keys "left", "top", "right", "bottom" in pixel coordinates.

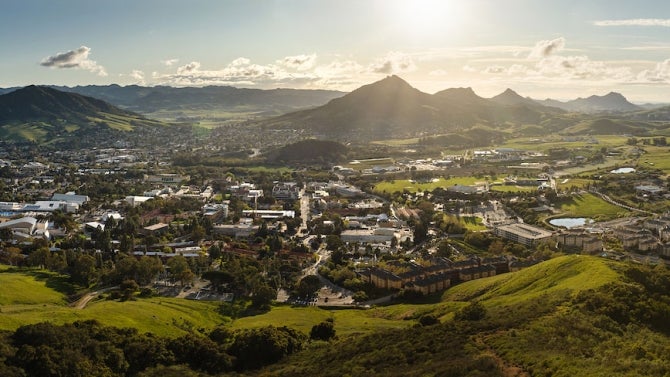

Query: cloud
[
  {"left": 636, "top": 59, "right": 670, "bottom": 83},
  {"left": 40, "top": 46, "right": 107, "bottom": 76},
  {"left": 177, "top": 61, "right": 201, "bottom": 75},
  {"left": 594, "top": 19, "right": 670, "bottom": 27},
  {"left": 482, "top": 65, "right": 506, "bottom": 74},
  {"left": 278, "top": 54, "right": 317, "bottom": 71},
  {"left": 161, "top": 58, "right": 179, "bottom": 66},
  {"left": 429, "top": 69, "right": 448, "bottom": 76},
  {"left": 528, "top": 37, "right": 565, "bottom": 59},
  {"left": 370, "top": 51, "right": 416, "bottom": 74},
  {"left": 462, "top": 65, "right": 477, "bottom": 73}
]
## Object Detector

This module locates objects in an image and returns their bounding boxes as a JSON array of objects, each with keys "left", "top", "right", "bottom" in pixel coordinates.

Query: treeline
[{"left": 0, "top": 320, "right": 307, "bottom": 376}]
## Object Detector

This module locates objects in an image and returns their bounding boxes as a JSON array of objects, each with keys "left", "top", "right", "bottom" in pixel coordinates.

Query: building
[
  {"left": 494, "top": 223, "right": 553, "bottom": 247},
  {"left": 145, "top": 174, "right": 190, "bottom": 185},
  {"left": 0, "top": 216, "right": 49, "bottom": 239},
  {"left": 272, "top": 182, "right": 300, "bottom": 200},
  {"left": 51, "top": 192, "right": 89, "bottom": 207},
  {"left": 556, "top": 230, "right": 603, "bottom": 254},
  {"left": 242, "top": 210, "right": 295, "bottom": 219}
]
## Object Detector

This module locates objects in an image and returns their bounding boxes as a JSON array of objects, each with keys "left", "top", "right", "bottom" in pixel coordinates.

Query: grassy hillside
[
  {"left": 3, "top": 256, "right": 670, "bottom": 376},
  {"left": 0, "top": 268, "right": 224, "bottom": 337},
  {"left": 258, "top": 256, "right": 670, "bottom": 376}
]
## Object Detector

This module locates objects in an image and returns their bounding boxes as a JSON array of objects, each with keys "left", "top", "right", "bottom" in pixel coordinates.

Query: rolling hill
[
  {"left": 258, "top": 75, "right": 564, "bottom": 141},
  {"left": 2, "top": 255, "right": 670, "bottom": 376},
  {"left": 51, "top": 84, "right": 346, "bottom": 118},
  {"left": 0, "top": 85, "right": 169, "bottom": 144},
  {"left": 538, "top": 91, "right": 641, "bottom": 113}
]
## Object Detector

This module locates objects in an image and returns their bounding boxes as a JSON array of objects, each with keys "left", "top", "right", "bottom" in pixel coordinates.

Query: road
[{"left": 72, "top": 286, "right": 118, "bottom": 309}]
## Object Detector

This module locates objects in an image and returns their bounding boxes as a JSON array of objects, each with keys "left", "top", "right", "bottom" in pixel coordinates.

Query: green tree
[
  {"left": 310, "top": 319, "right": 336, "bottom": 341},
  {"left": 168, "top": 255, "right": 194, "bottom": 286},
  {"left": 296, "top": 275, "right": 321, "bottom": 297},
  {"left": 69, "top": 253, "right": 98, "bottom": 287}
]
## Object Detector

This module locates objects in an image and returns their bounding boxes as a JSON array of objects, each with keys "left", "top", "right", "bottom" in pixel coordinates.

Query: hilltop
[
  {"left": 0, "top": 85, "right": 172, "bottom": 145},
  {"left": 258, "top": 76, "right": 563, "bottom": 141}
]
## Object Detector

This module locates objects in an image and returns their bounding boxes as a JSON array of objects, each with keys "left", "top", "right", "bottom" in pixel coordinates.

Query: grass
[
  {"left": 489, "top": 185, "right": 538, "bottom": 193},
  {"left": 556, "top": 192, "right": 629, "bottom": 220},
  {"left": 374, "top": 177, "right": 485, "bottom": 194},
  {"left": 556, "top": 177, "right": 593, "bottom": 191},
  {"left": 230, "top": 305, "right": 411, "bottom": 337},
  {"left": 0, "top": 269, "right": 68, "bottom": 305},
  {"left": 0, "top": 256, "right": 624, "bottom": 340}
]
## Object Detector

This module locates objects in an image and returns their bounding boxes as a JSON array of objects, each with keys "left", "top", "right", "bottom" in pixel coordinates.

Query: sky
[{"left": 2, "top": 0, "right": 670, "bottom": 102}]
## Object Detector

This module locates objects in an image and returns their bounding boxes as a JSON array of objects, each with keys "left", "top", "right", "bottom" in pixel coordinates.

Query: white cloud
[
  {"left": 528, "top": 37, "right": 565, "bottom": 59},
  {"left": 636, "top": 59, "right": 670, "bottom": 83},
  {"left": 161, "top": 58, "right": 179, "bottom": 66},
  {"left": 177, "top": 61, "right": 201, "bottom": 75},
  {"left": 154, "top": 58, "right": 322, "bottom": 88},
  {"left": 369, "top": 51, "right": 416, "bottom": 74},
  {"left": 594, "top": 19, "right": 670, "bottom": 27},
  {"left": 429, "top": 69, "right": 448, "bottom": 76},
  {"left": 482, "top": 65, "right": 506, "bottom": 74},
  {"left": 40, "top": 46, "right": 107, "bottom": 76},
  {"left": 278, "top": 54, "right": 317, "bottom": 71},
  {"left": 462, "top": 65, "right": 477, "bottom": 73}
]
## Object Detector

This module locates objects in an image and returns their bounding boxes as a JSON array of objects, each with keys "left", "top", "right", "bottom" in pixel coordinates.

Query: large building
[
  {"left": 272, "top": 182, "right": 300, "bottom": 200},
  {"left": 494, "top": 223, "right": 553, "bottom": 247}
]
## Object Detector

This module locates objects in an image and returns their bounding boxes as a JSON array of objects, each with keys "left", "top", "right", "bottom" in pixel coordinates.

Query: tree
[
  {"left": 352, "top": 290, "right": 368, "bottom": 302},
  {"left": 120, "top": 279, "right": 139, "bottom": 300},
  {"left": 228, "top": 326, "right": 306, "bottom": 370},
  {"left": 136, "top": 256, "right": 163, "bottom": 286},
  {"left": 310, "top": 319, "right": 336, "bottom": 341},
  {"left": 69, "top": 254, "right": 98, "bottom": 287},
  {"left": 251, "top": 284, "right": 276, "bottom": 309},
  {"left": 296, "top": 275, "right": 321, "bottom": 297},
  {"left": 168, "top": 255, "right": 193, "bottom": 286}
]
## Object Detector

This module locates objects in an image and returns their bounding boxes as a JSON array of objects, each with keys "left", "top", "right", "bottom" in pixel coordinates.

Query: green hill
[
  {"left": 0, "top": 85, "right": 169, "bottom": 144},
  {"left": 2, "top": 256, "right": 670, "bottom": 376}
]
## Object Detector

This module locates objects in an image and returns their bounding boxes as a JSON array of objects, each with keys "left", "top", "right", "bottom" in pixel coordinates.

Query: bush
[
  {"left": 418, "top": 314, "right": 439, "bottom": 326},
  {"left": 454, "top": 301, "right": 487, "bottom": 321},
  {"left": 310, "top": 319, "right": 336, "bottom": 341}
]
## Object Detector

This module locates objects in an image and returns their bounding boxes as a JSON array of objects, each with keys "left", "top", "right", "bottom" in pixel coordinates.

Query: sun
[{"left": 387, "top": 0, "right": 463, "bottom": 37}]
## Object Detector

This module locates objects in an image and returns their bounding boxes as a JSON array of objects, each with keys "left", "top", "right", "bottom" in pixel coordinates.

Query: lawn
[
  {"left": 374, "top": 177, "right": 484, "bottom": 194},
  {"left": 556, "top": 193, "right": 629, "bottom": 220},
  {"left": 556, "top": 177, "right": 593, "bottom": 191}
]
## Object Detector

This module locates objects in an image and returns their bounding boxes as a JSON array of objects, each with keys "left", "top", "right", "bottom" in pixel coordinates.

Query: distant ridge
[
  {"left": 0, "top": 85, "right": 167, "bottom": 144},
  {"left": 537, "top": 92, "right": 641, "bottom": 113},
  {"left": 259, "top": 75, "right": 562, "bottom": 141}
]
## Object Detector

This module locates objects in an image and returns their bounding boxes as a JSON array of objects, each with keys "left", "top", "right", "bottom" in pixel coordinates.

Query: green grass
[
  {"left": 556, "top": 177, "right": 593, "bottom": 191},
  {"left": 230, "top": 305, "right": 411, "bottom": 337},
  {"left": 0, "top": 256, "right": 624, "bottom": 341},
  {"left": 374, "top": 177, "right": 485, "bottom": 194},
  {"left": 556, "top": 193, "right": 629, "bottom": 220},
  {"left": 0, "top": 269, "right": 68, "bottom": 305},
  {"left": 442, "top": 255, "right": 620, "bottom": 307},
  {"left": 489, "top": 185, "right": 538, "bottom": 193}
]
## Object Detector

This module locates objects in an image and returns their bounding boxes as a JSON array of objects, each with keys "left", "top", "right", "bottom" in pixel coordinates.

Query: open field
[
  {"left": 555, "top": 193, "right": 629, "bottom": 220},
  {"left": 374, "top": 177, "right": 484, "bottom": 194},
  {"left": 499, "top": 135, "right": 630, "bottom": 152}
]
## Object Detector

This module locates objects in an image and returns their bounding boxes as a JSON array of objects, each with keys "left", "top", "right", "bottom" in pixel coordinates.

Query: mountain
[
  {"left": 49, "top": 84, "right": 345, "bottom": 118},
  {"left": 259, "top": 76, "right": 563, "bottom": 141},
  {"left": 0, "top": 85, "right": 168, "bottom": 144},
  {"left": 538, "top": 92, "right": 641, "bottom": 113},
  {"left": 490, "top": 88, "right": 540, "bottom": 107}
]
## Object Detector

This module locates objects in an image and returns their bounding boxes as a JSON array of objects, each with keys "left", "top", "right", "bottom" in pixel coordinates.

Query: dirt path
[
  {"left": 72, "top": 286, "right": 117, "bottom": 309},
  {"left": 473, "top": 333, "right": 530, "bottom": 377}
]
